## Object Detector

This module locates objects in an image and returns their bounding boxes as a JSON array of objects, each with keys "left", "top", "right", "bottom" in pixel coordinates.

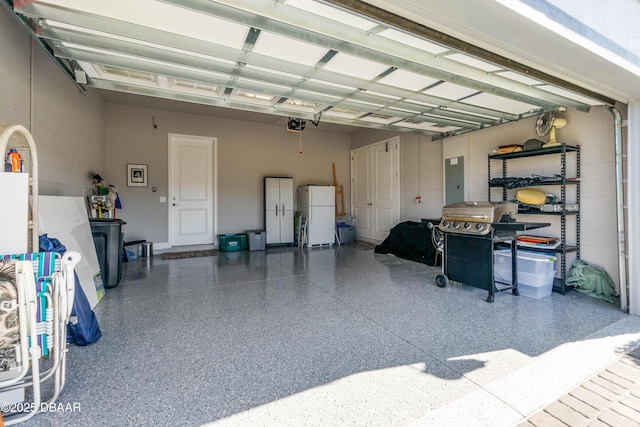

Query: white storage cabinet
[{"left": 264, "top": 177, "right": 294, "bottom": 245}]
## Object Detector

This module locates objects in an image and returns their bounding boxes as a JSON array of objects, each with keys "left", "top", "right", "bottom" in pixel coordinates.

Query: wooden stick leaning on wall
[{"left": 332, "top": 163, "right": 346, "bottom": 216}]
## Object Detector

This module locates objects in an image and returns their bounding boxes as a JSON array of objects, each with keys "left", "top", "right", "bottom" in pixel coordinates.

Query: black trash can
[{"left": 89, "top": 218, "right": 125, "bottom": 289}]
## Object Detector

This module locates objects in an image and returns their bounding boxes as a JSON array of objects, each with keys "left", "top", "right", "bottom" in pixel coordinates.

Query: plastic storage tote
[
  {"left": 218, "top": 234, "right": 247, "bottom": 252},
  {"left": 245, "top": 230, "right": 266, "bottom": 251},
  {"left": 494, "top": 249, "right": 556, "bottom": 299},
  {"left": 337, "top": 225, "right": 355, "bottom": 244},
  {"left": 494, "top": 249, "right": 556, "bottom": 275}
]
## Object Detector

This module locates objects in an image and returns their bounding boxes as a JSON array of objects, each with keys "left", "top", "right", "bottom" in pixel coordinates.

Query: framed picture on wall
[{"left": 127, "top": 164, "right": 148, "bottom": 187}]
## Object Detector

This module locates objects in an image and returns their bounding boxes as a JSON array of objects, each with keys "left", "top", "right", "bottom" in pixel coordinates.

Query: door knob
[
  {"left": 173, "top": 203, "right": 179, "bottom": 206},
  {"left": 368, "top": 203, "right": 372, "bottom": 206}
]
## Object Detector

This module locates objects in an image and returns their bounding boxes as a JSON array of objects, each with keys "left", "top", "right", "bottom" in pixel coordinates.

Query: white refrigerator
[{"left": 297, "top": 185, "right": 335, "bottom": 246}]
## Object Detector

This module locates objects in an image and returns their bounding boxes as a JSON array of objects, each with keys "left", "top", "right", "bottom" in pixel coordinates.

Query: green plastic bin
[{"left": 218, "top": 234, "right": 247, "bottom": 252}]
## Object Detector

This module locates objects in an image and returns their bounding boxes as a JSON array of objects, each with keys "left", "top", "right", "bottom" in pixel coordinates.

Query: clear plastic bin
[
  {"left": 494, "top": 266, "right": 555, "bottom": 299},
  {"left": 494, "top": 249, "right": 556, "bottom": 275}
]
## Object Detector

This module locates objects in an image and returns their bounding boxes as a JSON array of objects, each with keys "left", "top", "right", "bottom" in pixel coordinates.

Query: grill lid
[
  {"left": 438, "top": 201, "right": 518, "bottom": 235},
  {"left": 441, "top": 201, "right": 517, "bottom": 223}
]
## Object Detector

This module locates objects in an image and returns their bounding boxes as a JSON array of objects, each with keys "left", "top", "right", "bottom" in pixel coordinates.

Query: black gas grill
[{"left": 435, "top": 201, "right": 549, "bottom": 302}]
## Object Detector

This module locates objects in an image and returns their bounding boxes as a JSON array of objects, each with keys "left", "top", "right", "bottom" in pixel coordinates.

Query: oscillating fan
[{"left": 536, "top": 111, "right": 567, "bottom": 148}]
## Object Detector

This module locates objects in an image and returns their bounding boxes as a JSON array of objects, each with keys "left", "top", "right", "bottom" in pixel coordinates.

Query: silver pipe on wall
[{"left": 609, "top": 106, "right": 628, "bottom": 311}]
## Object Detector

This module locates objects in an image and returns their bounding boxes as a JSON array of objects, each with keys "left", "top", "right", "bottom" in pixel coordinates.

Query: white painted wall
[
  {"left": 0, "top": 6, "right": 105, "bottom": 198},
  {"left": 400, "top": 134, "right": 444, "bottom": 222},
  {"left": 105, "top": 104, "right": 352, "bottom": 246}
]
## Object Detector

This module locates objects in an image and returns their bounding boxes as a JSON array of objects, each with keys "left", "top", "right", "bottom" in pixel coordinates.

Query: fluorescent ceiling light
[
  {"left": 285, "top": 0, "right": 378, "bottom": 31},
  {"left": 378, "top": 28, "right": 449, "bottom": 55},
  {"left": 252, "top": 31, "right": 329, "bottom": 67},
  {"left": 322, "top": 52, "right": 389, "bottom": 80}
]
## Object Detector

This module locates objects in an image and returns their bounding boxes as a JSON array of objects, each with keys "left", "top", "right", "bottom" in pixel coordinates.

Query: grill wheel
[{"left": 435, "top": 274, "right": 449, "bottom": 288}]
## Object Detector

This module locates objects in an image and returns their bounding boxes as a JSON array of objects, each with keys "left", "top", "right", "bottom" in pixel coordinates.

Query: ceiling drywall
[{"left": 4, "top": 0, "right": 620, "bottom": 138}]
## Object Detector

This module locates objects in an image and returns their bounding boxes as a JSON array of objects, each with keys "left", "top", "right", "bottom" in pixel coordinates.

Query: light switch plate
[{"left": 159, "top": 196, "right": 167, "bottom": 203}]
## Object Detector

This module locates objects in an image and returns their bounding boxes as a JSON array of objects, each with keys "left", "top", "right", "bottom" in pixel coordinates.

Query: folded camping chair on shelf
[{"left": 0, "top": 251, "right": 80, "bottom": 425}]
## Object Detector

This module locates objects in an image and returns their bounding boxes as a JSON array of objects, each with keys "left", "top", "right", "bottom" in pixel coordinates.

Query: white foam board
[
  {"left": 38, "top": 196, "right": 104, "bottom": 308},
  {"left": 0, "top": 172, "right": 29, "bottom": 254}
]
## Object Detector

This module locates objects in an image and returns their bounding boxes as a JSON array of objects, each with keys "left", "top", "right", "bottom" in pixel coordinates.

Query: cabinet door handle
[
  {"left": 276, "top": 204, "right": 278, "bottom": 216},
  {"left": 282, "top": 204, "right": 285, "bottom": 216}
]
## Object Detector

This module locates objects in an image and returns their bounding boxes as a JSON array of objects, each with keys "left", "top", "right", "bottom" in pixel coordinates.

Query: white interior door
[
  {"left": 169, "top": 134, "right": 216, "bottom": 246},
  {"left": 373, "top": 138, "right": 400, "bottom": 241},
  {"left": 351, "top": 146, "right": 373, "bottom": 239},
  {"left": 351, "top": 137, "right": 400, "bottom": 242}
]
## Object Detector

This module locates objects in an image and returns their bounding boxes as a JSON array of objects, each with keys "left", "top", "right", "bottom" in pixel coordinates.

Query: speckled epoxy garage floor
[{"left": 21, "top": 245, "right": 640, "bottom": 426}]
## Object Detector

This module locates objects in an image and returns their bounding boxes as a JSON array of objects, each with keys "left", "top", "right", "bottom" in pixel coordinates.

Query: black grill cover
[{"left": 374, "top": 220, "right": 439, "bottom": 266}]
